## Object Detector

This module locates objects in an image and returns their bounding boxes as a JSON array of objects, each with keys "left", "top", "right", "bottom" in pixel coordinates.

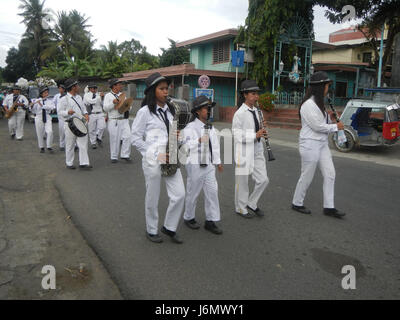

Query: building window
[
  {"left": 362, "top": 52, "right": 372, "bottom": 63},
  {"left": 213, "top": 40, "right": 230, "bottom": 64},
  {"left": 335, "top": 81, "right": 348, "bottom": 97}
]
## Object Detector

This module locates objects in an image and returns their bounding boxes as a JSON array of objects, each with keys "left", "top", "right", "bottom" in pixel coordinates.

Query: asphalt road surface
[{"left": 44, "top": 120, "right": 400, "bottom": 300}]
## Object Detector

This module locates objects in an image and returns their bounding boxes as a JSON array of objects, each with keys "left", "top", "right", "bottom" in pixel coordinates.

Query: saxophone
[
  {"left": 160, "top": 97, "right": 180, "bottom": 177},
  {"left": 5, "top": 95, "right": 20, "bottom": 119}
]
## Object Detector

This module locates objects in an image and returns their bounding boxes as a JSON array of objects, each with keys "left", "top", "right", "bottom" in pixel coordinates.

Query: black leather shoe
[
  {"left": 161, "top": 226, "right": 183, "bottom": 244},
  {"left": 40, "top": 148, "right": 45, "bottom": 153},
  {"left": 79, "top": 165, "right": 93, "bottom": 170},
  {"left": 184, "top": 219, "right": 200, "bottom": 230},
  {"left": 11, "top": 134, "right": 16, "bottom": 139},
  {"left": 324, "top": 208, "right": 346, "bottom": 218},
  {"left": 146, "top": 233, "right": 163, "bottom": 243},
  {"left": 292, "top": 204, "right": 311, "bottom": 214},
  {"left": 111, "top": 159, "right": 118, "bottom": 163},
  {"left": 204, "top": 221, "right": 223, "bottom": 235},
  {"left": 66, "top": 165, "right": 76, "bottom": 170},
  {"left": 247, "top": 206, "right": 264, "bottom": 217},
  {"left": 47, "top": 148, "right": 54, "bottom": 153},
  {"left": 235, "top": 211, "right": 254, "bottom": 219},
  {"left": 91, "top": 144, "right": 97, "bottom": 149},
  {"left": 121, "top": 157, "right": 132, "bottom": 162}
]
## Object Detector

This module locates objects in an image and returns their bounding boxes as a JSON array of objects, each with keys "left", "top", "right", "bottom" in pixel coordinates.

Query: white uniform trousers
[
  {"left": 292, "top": 139, "right": 335, "bottom": 209},
  {"left": 142, "top": 160, "right": 185, "bottom": 235},
  {"left": 108, "top": 119, "right": 131, "bottom": 160},
  {"left": 235, "top": 151, "right": 269, "bottom": 214},
  {"left": 34, "top": 116, "right": 53, "bottom": 149},
  {"left": 8, "top": 111, "right": 26, "bottom": 139},
  {"left": 184, "top": 164, "right": 221, "bottom": 222},
  {"left": 64, "top": 123, "right": 90, "bottom": 166},
  {"left": 58, "top": 118, "right": 65, "bottom": 148},
  {"left": 88, "top": 113, "right": 106, "bottom": 145}
]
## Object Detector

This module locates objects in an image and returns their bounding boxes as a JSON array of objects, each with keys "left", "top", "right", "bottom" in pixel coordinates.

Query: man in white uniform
[
  {"left": 3, "top": 85, "right": 29, "bottom": 140},
  {"left": 58, "top": 78, "right": 92, "bottom": 170},
  {"left": 103, "top": 79, "right": 132, "bottom": 163},
  {"left": 31, "top": 86, "right": 55, "bottom": 153},
  {"left": 54, "top": 84, "right": 66, "bottom": 151},
  {"left": 84, "top": 83, "right": 105, "bottom": 149},
  {"left": 232, "top": 80, "right": 269, "bottom": 218},
  {"left": 182, "top": 95, "right": 223, "bottom": 235},
  {"left": 292, "top": 71, "right": 346, "bottom": 218}
]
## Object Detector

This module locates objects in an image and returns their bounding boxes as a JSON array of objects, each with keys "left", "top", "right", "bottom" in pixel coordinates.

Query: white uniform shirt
[
  {"left": 182, "top": 118, "right": 221, "bottom": 165},
  {"left": 299, "top": 97, "right": 338, "bottom": 142},
  {"left": 131, "top": 104, "right": 173, "bottom": 161},
  {"left": 83, "top": 92, "right": 103, "bottom": 113},
  {"left": 31, "top": 97, "right": 55, "bottom": 116},
  {"left": 3, "top": 94, "right": 29, "bottom": 112},
  {"left": 232, "top": 103, "right": 264, "bottom": 154},
  {"left": 103, "top": 91, "right": 122, "bottom": 119},
  {"left": 58, "top": 93, "right": 88, "bottom": 120}
]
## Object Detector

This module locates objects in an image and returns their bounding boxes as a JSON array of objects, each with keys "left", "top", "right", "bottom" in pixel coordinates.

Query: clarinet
[
  {"left": 200, "top": 107, "right": 212, "bottom": 167},
  {"left": 255, "top": 101, "right": 275, "bottom": 161},
  {"left": 327, "top": 94, "right": 339, "bottom": 122},
  {"left": 327, "top": 93, "right": 347, "bottom": 145}
]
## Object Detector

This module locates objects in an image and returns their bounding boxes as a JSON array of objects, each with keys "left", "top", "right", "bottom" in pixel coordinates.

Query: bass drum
[{"left": 68, "top": 117, "right": 88, "bottom": 137}]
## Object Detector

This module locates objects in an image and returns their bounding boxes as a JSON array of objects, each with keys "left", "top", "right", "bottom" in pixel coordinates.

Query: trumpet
[{"left": 255, "top": 102, "right": 275, "bottom": 161}]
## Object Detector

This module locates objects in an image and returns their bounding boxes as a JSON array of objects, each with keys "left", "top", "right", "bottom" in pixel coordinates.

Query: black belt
[{"left": 92, "top": 111, "right": 103, "bottom": 114}]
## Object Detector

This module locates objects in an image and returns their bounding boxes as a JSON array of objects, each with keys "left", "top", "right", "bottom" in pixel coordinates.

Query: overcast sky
[{"left": 0, "top": 0, "right": 348, "bottom": 68}]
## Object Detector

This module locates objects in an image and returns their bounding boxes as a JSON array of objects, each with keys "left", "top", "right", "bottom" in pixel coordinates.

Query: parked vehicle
[
  {"left": 331, "top": 88, "right": 400, "bottom": 152},
  {"left": 27, "top": 85, "right": 59, "bottom": 122}
]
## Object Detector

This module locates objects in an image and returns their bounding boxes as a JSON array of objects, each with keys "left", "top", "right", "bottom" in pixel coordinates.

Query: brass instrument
[
  {"left": 5, "top": 95, "right": 20, "bottom": 119},
  {"left": 256, "top": 102, "right": 275, "bottom": 161},
  {"left": 161, "top": 97, "right": 191, "bottom": 177},
  {"left": 115, "top": 92, "right": 134, "bottom": 114}
]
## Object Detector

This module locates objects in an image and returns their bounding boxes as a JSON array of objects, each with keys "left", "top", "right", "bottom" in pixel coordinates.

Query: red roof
[{"left": 120, "top": 64, "right": 242, "bottom": 81}]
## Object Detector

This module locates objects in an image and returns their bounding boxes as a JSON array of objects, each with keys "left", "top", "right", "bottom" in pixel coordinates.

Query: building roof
[
  {"left": 176, "top": 29, "right": 238, "bottom": 47},
  {"left": 120, "top": 64, "right": 242, "bottom": 81},
  {"left": 314, "top": 61, "right": 372, "bottom": 73}
]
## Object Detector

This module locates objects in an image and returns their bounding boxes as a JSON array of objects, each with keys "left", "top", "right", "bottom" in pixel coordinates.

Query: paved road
[{"left": 47, "top": 120, "right": 400, "bottom": 299}]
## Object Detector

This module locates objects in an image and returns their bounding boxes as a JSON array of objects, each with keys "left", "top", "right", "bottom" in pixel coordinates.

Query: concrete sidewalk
[{"left": 0, "top": 120, "right": 122, "bottom": 299}]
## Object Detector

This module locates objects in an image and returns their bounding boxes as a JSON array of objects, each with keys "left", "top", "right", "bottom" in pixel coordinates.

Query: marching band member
[
  {"left": 131, "top": 72, "right": 185, "bottom": 244},
  {"left": 103, "top": 79, "right": 132, "bottom": 163},
  {"left": 58, "top": 78, "right": 92, "bottom": 170},
  {"left": 84, "top": 84, "right": 105, "bottom": 149},
  {"left": 2, "top": 85, "right": 29, "bottom": 140},
  {"left": 232, "top": 80, "right": 269, "bottom": 218},
  {"left": 54, "top": 84, "right": 66, "bottom": 151},
  {"left": 31, "top": 86, "right": 55, "bottom": 153},
  {"left": 182, "top": 95, "right": 223, "bottom": 235},
  {"left": 292, "top": 71, "right": 346, "bottom": 218}
]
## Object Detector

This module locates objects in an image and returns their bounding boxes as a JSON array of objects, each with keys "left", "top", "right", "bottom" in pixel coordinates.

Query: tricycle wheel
[{"left": 331, "top": 130, "right": 355, "bottom": 152}]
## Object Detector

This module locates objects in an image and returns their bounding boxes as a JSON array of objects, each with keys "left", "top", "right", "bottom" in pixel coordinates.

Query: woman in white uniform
[
  {"left": 182, "top": 95, "right": 223, "bottom": 235},
  {"left": 292, "top": 71, "right": 346, "bottom": 218},
  {"left": 31, "top": 86, "right": 55, "bottom": 153},
  {"left": 232, "top": 80, "right": 269, "bottom": 218},
  {"left": 131, "top": 72, "right": 185, "bottom": 244}
]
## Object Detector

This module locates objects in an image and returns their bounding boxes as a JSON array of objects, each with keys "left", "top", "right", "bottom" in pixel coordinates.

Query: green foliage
[
  {"left": 258, "top": 92, "right": 277, "bottom": 112},
  {"left": 236, "top": 0, "right": 315, "bottom": 88},
  {"left": 159, "top": 39, "right": 190, "bottom": 67}
]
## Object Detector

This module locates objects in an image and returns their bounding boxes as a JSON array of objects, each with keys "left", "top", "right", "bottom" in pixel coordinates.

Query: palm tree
[{"left": 18, "top": 0, "right": 53, "bottom": 70}]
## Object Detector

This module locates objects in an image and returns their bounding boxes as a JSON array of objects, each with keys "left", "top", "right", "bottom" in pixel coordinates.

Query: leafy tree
[
  {"left": 159, "top": 39, "right": 190, "bottom": 67},
  {"left": 317, "top": 0, "right": 400, "bottom": 86},
  {"left": 3, "top": 47, "right": 37, "bottom": 82},
  {"left": 237, "top": 0, "right": 315, "bottom": 88}
]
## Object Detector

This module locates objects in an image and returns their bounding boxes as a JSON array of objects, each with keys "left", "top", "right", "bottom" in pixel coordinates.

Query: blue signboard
[
  {"left": 194, "top": 88, "right": 214, "bottom": 101},
  {"left": 231, "top": 50, "right": 245, "bottom": 68}
]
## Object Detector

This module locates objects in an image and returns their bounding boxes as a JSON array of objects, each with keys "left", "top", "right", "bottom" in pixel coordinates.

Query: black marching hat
[
  {"left": 88, "top": 83, "right": 98, "bottom": 89},
  {"left": 65, "top": 78, "right": 79, "bottom": 90},
  {"left": 144, "top": 72, "right": 171, "bottom": 94},
  {"left": 240, "top": 79, "right": 260, "bottom": 93},
  {"left": 58, "top": 83, "right": 65, "bottom": 89},
  {"left": 191, "top": 95, "right": 216, "bottom": 113},
  {"left": 109, "top": 78, "right": 124, "bottom": 88},
  {"left": 12, "top": 85, "right": 21, "bottom": 91},
  {"left": 39, "top": 86, "right": 49, "bottom": 95},
  {"left": 309, "top": 71, "right": 332, "bottom": 85}
]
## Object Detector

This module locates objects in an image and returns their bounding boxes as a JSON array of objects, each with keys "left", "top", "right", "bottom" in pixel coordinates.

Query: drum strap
[{"left": 71, "top": 96, "right": 84, "bottom": 114}]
